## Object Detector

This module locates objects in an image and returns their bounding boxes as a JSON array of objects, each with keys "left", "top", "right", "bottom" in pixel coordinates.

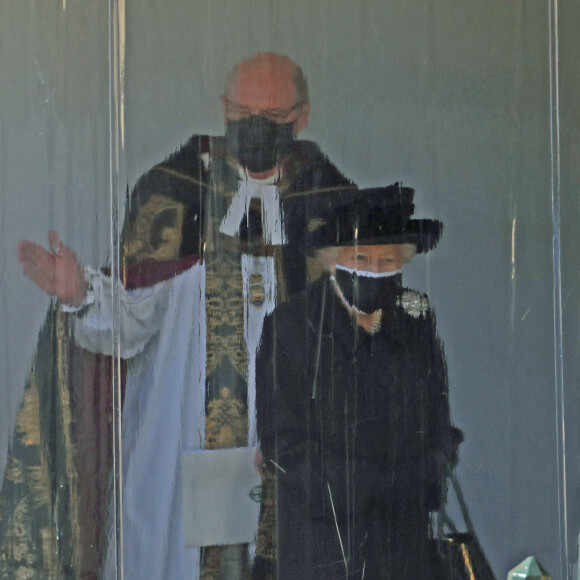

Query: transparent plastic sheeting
[{"left": 0, "top": 0, "right": 578, "bottom": 579}]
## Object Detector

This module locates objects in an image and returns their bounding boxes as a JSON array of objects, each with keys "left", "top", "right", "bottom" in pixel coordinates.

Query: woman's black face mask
[
  {"left": 225, "top": 116, "right": 294, "bottom": 173},
  {"left": 334, "top": 266, "right": 403, "bottom": 314}
]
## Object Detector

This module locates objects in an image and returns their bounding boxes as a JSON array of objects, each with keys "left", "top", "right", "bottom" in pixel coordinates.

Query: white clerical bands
[{"left": 220, "top": 181, "right": 286, "bottom": 245}]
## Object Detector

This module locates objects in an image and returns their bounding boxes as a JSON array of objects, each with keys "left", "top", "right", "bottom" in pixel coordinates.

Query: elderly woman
[{"left": 256, "top": 185, "right": 457, "bottom": 579}]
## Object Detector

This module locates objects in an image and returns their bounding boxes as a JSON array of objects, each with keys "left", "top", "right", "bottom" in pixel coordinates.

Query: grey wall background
[
  {"left": 1, "top": 0, "right": 578, "bottom": 578},
  {"left": 0, "top": 0, "right": 111, "bottom": 489}
]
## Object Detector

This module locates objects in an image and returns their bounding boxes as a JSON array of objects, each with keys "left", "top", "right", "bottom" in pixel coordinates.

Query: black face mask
[
  {"left": 334, "top": 266, "right": 403, "bottom": 314},
  {"left": 225, "top": 116, "right": 294, "bottom": 173}
]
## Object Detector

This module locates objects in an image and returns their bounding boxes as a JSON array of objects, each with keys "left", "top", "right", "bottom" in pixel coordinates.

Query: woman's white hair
[
  {"left": 398, "top": 243, "right": 418, "bottom": 262},
  {"left": 315, "top": 243, "right": 417, "bottom": 271}
]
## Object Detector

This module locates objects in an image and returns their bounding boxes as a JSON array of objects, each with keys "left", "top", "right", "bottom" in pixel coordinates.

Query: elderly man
[
  {"left": 256, "top": 185, "right": 456, "bottom": 579},
  {"left": 8, "top": 53, "right": 354, "bottom": 579}
]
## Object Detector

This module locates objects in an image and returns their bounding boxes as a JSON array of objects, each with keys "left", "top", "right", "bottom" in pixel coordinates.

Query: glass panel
[
  {"left": 0, "top": 0, "right": 118, "bottom": 577},
  {"left": 1, "top": 1, "right": 577, "bottom": 579},
  {"left": 559, "top": 1, "right": 580, "bottom": 578}
]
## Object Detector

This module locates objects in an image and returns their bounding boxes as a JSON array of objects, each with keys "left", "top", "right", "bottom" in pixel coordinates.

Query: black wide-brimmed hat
[{"left": 284, "top": 183, "right": 443, "bottom": 254}]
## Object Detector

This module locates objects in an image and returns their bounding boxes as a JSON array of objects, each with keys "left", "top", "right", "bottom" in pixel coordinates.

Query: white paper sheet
[{"left": 182, "top": 446, "right": 262, "bottom": 548}]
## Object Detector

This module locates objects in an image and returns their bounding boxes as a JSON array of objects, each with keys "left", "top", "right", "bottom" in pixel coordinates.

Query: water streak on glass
[
  {"left": 109, "top": 0, "right": 126, "bottom": 576},
  {"left": 548, "top": 0, "right": 568, "bottom": 577}
]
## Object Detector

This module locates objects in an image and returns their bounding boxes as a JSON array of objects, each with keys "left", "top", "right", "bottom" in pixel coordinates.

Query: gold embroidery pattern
[
  {"left": 205, "top": 388, "right": 248, "bottom": 450},
  {"left": 249, "top": 274, "right": 265, "bottom": 308},
  {"left": 254, "top": 470, "right": 278, "bottom": 564},
  {"left": 201, "top": 545, "right": 251, "bottom": 580},
  {"left": 0, "top": 378, "right": 56, "bottom": 580},
  {"left": 123, "top": 194, "right": 185, "bottom": 263},
  {"left": 204, "top": 253, "right": 248, "bottom": 379},
  {"left": 203, "top": 251, "right": 250, "bottom": 578},
  {"left": 0, "top": 309, "right": 78, "bottom": 579}
]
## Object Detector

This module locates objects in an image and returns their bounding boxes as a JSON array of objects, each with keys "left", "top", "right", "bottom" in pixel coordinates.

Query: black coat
[{"left": 256, "top": 277, "right": 455, "bottom": 579}]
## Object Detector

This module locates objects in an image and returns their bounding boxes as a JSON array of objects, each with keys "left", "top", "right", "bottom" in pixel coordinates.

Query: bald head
[
  {"left": 225, "top": 53, "right": 308, "bottom": 108},
  {"left": 222, "top": 52, "right": 310, "bottom": 135}
]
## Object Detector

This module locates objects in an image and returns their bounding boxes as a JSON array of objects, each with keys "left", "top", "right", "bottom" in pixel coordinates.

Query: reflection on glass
[{"left": 1, "top": 2, "right": 578, "bottom": 578}]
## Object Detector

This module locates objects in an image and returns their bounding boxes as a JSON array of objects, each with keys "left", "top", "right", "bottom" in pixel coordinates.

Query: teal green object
[{"left": 507, "top": 556, "right": 550, "bottom": 580}]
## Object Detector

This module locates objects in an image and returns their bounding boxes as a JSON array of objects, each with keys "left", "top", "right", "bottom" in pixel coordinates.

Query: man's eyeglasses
[{"left": 224, "top": 100, "right": 304, "bottom": 123}]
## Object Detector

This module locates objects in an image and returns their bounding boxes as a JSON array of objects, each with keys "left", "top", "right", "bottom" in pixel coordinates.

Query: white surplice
[{"left": 71, "top": 174, "right": 281, "bottom": 579}]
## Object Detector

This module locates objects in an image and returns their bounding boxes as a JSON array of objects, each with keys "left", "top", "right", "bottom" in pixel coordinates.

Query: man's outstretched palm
[{"left": 17, "top": 231, "right": 87, "bottom": 306}]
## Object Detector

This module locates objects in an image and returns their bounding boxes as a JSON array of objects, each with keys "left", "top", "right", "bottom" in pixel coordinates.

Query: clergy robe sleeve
[{"left": 69, "top": 268, "right": 171, "bottom": 359}]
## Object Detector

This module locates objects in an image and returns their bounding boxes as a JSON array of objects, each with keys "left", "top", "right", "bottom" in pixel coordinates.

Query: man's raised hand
[{"left": 17, "top": 231, "right": 88, "bottom": 306}]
